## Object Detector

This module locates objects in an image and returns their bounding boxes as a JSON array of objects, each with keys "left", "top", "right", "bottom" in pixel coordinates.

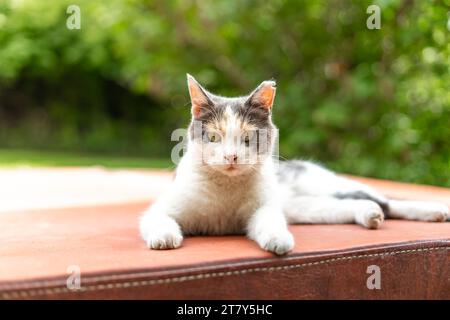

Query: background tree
[{"left": 0, "top": 0, "right": 448, "bottom": 186}]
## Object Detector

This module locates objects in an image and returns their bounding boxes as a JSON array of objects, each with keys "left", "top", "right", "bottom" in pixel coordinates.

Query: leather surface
[{"left": 0, "top": 172, "right": 449, "bottom": 299}]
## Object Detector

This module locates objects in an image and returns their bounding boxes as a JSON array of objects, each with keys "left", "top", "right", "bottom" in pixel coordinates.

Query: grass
[{"left": 0, "top": 149, "right": 175, "bottom": 169}]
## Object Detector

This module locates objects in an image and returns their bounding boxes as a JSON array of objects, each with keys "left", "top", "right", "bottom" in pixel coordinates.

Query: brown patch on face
[
  {"left": 204, "top": 121, "right": 222, "bottom": 135},
  {"left": 241, "top": 120, "right": 258, "bottom": 132},
  {"left": 204, "top": 109, "right": 258, "bottom": 138}
]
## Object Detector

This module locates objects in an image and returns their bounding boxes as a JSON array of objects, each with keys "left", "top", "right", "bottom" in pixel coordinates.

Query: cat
[{"left": 139, "top": 74, "right": 449, "bottom": 255}]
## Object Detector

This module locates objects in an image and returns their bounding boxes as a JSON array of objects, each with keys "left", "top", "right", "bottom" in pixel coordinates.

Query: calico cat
[{"left": 139, "top": 74, "right": 449, "bottom": 255}]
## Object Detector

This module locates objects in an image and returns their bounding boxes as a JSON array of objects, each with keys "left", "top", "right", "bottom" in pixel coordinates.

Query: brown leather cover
[{"left": 0, "top": 173, "right": 449, "bottom": 299}]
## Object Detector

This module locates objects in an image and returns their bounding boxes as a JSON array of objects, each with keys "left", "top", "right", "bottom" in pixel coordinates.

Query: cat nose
[{"left": 224, "top": 154, "right": 238, "bottom": 164}]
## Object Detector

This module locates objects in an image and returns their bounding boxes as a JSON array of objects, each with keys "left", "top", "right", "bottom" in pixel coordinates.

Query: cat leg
[
  {"left": 139, "top": 195, "right": 184, "bottom": 250},
  {"left": 281, "top": 160, "right": 449, "bottom": 223},
  {"left": 386, "top": 199, "right": 448, "bottom": 222},
  {"left": 313, "top": 174, "right": 449, "bottom": 222},
  {"left": 280, "top": 161, "right": 390, "bottom": 213},
  {"left": 284, "top": 196, "right": 385, "bottom": 229},
  {"left": 247, "top": 204, "right": 294, "bottom": 255},
  {"left": 326, "top": 175, "right": 449, "bottom": 222}
]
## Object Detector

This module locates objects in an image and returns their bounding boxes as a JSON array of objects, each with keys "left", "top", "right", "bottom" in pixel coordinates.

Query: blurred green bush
[{"left": 0, "top": 0, "right": 449, "bottom": 186}]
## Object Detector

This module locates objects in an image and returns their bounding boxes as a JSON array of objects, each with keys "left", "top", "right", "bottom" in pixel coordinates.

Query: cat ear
[
  {"left": 246, "top": 80, "right": 276, "bottom": 111},
  {"left": 187, "top": 74, "right": 212, "bottom": 118}
]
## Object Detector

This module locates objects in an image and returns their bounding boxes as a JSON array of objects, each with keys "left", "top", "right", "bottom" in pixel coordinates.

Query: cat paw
[
  {"left": 145, "top": 230, "right": 183, "bottom": 250},
  {"left": 355, "top": 202, "right": 384, "bottom": 229},
  {"left": 423, "top": 204, "right": 449, "bottom": 222},
  {"left": 257, "top": 231, "right": 295, "bottom": 255},
  {"left": 140, "top": 214, "right": 183, "bottom": 250}
]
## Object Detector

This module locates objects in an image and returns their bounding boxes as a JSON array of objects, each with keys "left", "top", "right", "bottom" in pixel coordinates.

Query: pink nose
[{"left": 224, "top": 154, "right": 238, "bottom": 164}]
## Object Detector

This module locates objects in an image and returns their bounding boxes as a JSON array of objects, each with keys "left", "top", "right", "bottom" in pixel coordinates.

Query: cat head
[{"left": 187, "top": 74, "right": 277, "bottom": 176}]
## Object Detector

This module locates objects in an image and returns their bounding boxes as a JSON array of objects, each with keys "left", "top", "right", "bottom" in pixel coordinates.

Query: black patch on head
[
  {"left": 239, "top": 101, "right": 275, "bottom": 156},
  {"left": 333, "top": 191, "right": 390, "bottom": 215},
  {"left": 237, "top": 99, "right": 272, "bottom": 129}
]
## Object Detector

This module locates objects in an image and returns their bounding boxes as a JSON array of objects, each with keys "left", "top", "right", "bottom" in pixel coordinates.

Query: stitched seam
[{"left": 2, "top": 246, "right": 448, "bottom": 299}]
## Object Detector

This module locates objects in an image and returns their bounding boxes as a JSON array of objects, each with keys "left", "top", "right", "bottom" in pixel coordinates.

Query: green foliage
[{"left": 0, "top": 0, "right": 449, "bottom": 185}]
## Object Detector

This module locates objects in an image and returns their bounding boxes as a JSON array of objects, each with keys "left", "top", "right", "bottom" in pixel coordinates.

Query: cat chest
[{"left": 177, "top": 187, "right": 258, "bottom": 235}]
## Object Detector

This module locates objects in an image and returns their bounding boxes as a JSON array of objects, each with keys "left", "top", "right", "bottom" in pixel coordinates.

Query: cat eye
[
  {"left": 243, "top": 131, "right": 255, "bottom": 146},
  {"left": 207, "top": 132, "right": 221, "bottom": 143}
]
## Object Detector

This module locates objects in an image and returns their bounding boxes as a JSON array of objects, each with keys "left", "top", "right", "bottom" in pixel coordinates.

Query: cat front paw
[
  {"left": 140, "top": 214, "right": 183, "bottom": 250},
  {"left": 145, "top": 230, "right": 183, "bottom": 250},
  {"left": 257, "top": 230, "right": 295, "bottom": 255}
]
